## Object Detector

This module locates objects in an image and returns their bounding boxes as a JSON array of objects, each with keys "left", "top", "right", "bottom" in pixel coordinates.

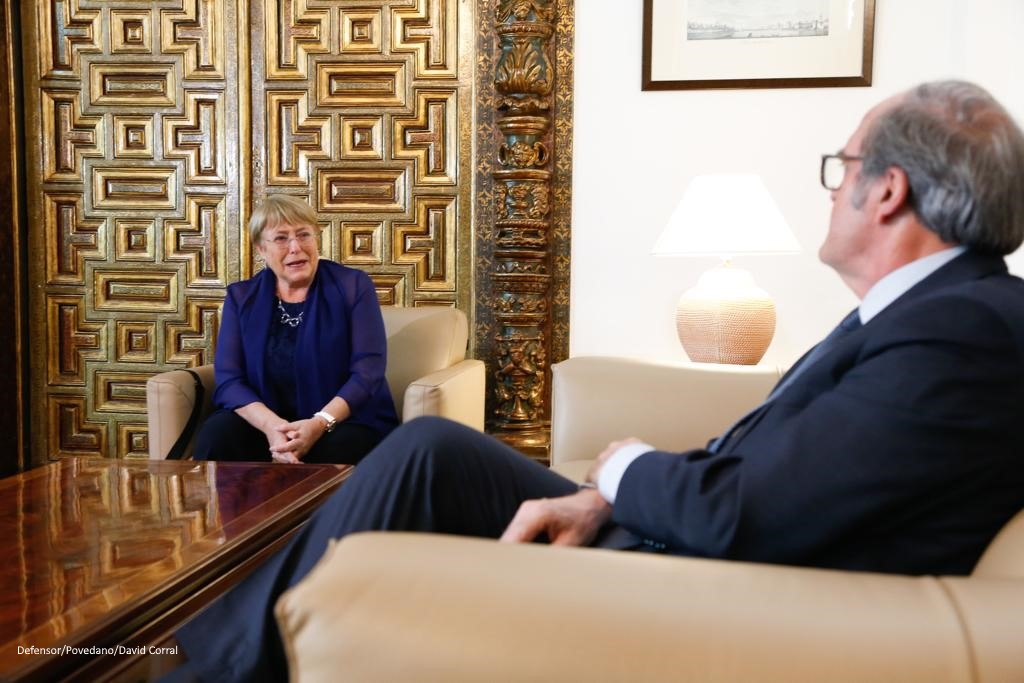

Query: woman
[{"left": 193, "top": 194, "right": 399, "bottom": 464}]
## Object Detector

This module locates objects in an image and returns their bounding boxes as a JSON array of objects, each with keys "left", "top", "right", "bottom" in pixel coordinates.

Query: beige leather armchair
[
  {"left": 145, "top": 306, "right": 484, "bottom": 459},
  {"left": 275, "top": 356, "right": 1024, "bottom": 682}
]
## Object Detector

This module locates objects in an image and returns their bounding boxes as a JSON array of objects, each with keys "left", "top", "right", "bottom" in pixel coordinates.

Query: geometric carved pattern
[
  {"left": 116, "top": 321, "right": 157, "bottom": 363},
  {"left": 47, "top": 295, "right": 107, "bottom": 386},
  {"left": 165, "top": 297, "right": 221, "bottom": 366},
  {"left": 42, "top": 90, "right": 103, "bottom": 181},
  {"left": 393, "top": 196, "right": 456, "bottom": 291},
  {"left": 43, "top": 0, "right": 101, "bottom": 75},
  {"left": 316, "top": 63, "right": 407, "bottom": 108},
  {"left": 317, "top": 168, "right": 407, "bottom": 213},
  {"left": 117, "top": 423, "right": 151, "bottom": 460},
  {"left": 164, "top": 91, "right": 225, "bottom": 183},
  {"left": 110, "top": 11, "right": 152, "bottom": 54},
  {"left": 266, "top": 0, "right": 330, "bottom": 79},
  {"left": 92, "top": 166, "right": 177, "bottom": 210},
  {"left": 267, "top": 91, "right": 331, "bottom": 185},
  {"left": 392, "top": 0, "right": 458, "bottom": 78},
  {"left": 164, "top": 195, "right": 226, "bottom": 286},
  {"left": 114, "top": 218, "right": 156, "bottom": 261},
  {"left": 89, "top": 63, "right": 177, "bottom": 107},
  {"left": 340, "top": 116, "right": 384, "bottom": 160},
  {"left": 94, "top": 270, "right": 179, "bottom": 313},
  {"left": 341, "top": 9, "right": 382, "bottom": 53},
  {"left": 94, "top": 371, "right": 151, "bottom": 414},
  {"left": 369, "top": 274, "right": 407, "bottom": 307},
  {"left": 48, "top": 396, "right": 108, "bottom": 459},
  {"left": 394, "top": 90, "right": 457, "bottom": 185},
  {"left": 45, "top": 193, "right": 105, "bottom": 285},
  {"left": 161, "top": 0, "right": 224, "bottom": 80},
  {"left": 341, "top": 221, "right": 384, "bottom": 265},
  {"left": 113, "top": 115, "right": 155, "bottom": 159}
]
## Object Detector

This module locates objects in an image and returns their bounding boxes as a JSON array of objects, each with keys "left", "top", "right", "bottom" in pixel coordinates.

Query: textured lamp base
[{"left": 676, "top": 266, "right": 776, "bottom": 365}]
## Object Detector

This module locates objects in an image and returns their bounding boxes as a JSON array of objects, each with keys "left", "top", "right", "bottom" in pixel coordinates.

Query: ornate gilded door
[{"left": 21, "top": 0, "right": 475, "bottom": 463}]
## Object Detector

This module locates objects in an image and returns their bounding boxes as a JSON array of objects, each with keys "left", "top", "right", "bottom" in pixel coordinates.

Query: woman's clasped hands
[{"left": 266, "top": 418, "right": 326, "bottom": 464}]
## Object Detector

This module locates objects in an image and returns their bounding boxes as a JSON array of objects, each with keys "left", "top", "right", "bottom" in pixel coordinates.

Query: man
[{"left": 174, "top": 80, "right": 1024, "bottom": 681}]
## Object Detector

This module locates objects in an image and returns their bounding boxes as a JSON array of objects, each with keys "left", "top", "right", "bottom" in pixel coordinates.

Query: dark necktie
[{"left": 707, "top": 308, "right": 862, "bottom": 453}]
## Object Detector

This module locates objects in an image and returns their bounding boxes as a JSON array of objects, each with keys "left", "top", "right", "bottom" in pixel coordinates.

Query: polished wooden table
[{"left": 0, "top": 457, "right": 351, "bottom": 682}]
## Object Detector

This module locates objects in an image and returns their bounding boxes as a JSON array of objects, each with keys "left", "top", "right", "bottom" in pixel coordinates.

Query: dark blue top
[
  {"left": 265, "top": 299, "right": 302, "bottom": 420},
  {"left": 212, "top": 260, "right": 399, "bottom": 436}
]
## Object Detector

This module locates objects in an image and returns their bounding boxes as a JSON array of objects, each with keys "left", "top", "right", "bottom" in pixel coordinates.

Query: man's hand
[
  {"left": 586, "top": 437, "right": 644, "bottom": 485},
  {"left": 499, "top": 488, "right": 612, "bottom": 547}
]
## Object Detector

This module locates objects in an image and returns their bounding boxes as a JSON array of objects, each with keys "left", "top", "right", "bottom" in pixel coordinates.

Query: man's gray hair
[{"left": 858, "top": 80, "right": 1024, "bottom": 255}]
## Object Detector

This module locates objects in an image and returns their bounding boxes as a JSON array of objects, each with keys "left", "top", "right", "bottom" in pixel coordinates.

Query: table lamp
[{"left": 651, "top": 174, "right": 800, "bottom": 365}]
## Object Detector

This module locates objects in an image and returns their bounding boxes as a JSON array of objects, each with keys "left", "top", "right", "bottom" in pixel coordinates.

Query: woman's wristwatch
[{"left": 314, "top": 410, "right": 337, "bottom": 432}]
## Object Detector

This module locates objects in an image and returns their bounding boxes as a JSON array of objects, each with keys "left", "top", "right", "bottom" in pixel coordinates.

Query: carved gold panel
[
  {"left": 47, "top": 395, "right": 108, "bottom": 459},
  {"left": 315, "top": 63, "right": 407, "bottom": 108},
  {"left": 392, "top": 0, "right": 458, "bottom": 79},
  {"left": 35, "top": 0, "right": 101, "bottom": 77},
  {"left": 316, "top": 168, "right": 407, "bottom": 213},
  {"left": 110, "top": 11, "right": 153, "bottom": 55},
  {"left": 115, "top": 321, "right": 158, "bottom": 363},
  {"left": 93, "top": 270, "right": 180, "bottom": 313},
  {"left": 114, "top": 218, "right": 157, "bottom": 262},
  {"left": 263, "top": 0, "right": 330, "bottom": 80},
  {"left": 113, "top": 116, "right": 155, "bottom": 159},
  {"left": 163, "top": 195, "right": 228, "bottom": 287},
  {"left": 340, "top": 116, "right": 384, "bottom": 160},
  {"left": 266, "top": 91, "right": 331, "bottom": 185},
  {"left": 44, "top": 192, "right": 105, "bottom": 285},
  {"left": 41, "top": 90, "right": 103, "bottom": 181},
  {"left": 89, "top": 63, "right": 177, "bottom": 107},
  {"left": 94, "top": 371, "right": 150, "bottom": 414},
  {"left": 340, "top": 221, "right": 384, "bottom": 265},
  {"left": 394, "top": 89, "right": 458, "bottom": 185},
  {"left": 46, "top": 295, "right": 106, "bottom": 387},
  {"left": 341, "top": 9, "right": 382, "bottom": 53},
  {"left": 164, "top": 91, "right": 226, "bottom": 184},
  {"left": 92, "top": 166, "right": 178, "bottom": 210},
  {"left": 160, "top": 0, "right": 225, "bottom": 80}
]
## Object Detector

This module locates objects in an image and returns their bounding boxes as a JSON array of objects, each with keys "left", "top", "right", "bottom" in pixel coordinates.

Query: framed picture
[{"left": 642, "top": 0, "right": 876, "bottom": 91}]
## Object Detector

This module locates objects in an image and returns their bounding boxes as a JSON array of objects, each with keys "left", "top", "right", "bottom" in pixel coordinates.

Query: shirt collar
[{"left": 858, "top": 246, "right": 967, "bottom": 324}]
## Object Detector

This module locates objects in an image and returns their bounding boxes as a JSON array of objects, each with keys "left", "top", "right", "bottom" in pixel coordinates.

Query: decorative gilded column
[{"left": 487, "top": 0, "right": 561, "bottom": 455}]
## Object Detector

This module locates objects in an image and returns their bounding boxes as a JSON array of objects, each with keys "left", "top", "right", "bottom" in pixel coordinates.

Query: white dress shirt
[{"left": 595, "top": 246, "right": 967, "bottom": 504}]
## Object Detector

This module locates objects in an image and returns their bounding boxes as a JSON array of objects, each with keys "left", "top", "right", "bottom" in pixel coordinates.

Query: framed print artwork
[{"left": 642, "top": 0, "right": 876, "bottom": 90}]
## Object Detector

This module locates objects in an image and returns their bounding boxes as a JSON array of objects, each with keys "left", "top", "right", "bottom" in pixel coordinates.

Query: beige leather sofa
[
  {"left": 145, "top": 306, "right": 485, "bottom": 459},
  {"left": 275, "top": 356, "right": 1024, "bottom": 682}
]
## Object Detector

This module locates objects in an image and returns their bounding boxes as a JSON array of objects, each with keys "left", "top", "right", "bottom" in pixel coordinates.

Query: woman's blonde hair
[{"left": 248, "top": 195, "right": 319, "bottom": 246}]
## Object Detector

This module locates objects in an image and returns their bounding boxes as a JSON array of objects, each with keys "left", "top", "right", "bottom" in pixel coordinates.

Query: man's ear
[{"left": 876, "top": 165, "right": 911, "bottom": 222}]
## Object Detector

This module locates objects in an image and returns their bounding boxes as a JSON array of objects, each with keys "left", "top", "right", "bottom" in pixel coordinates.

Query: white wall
[{"left": 570, "top": 0, "right": 1024, "bottom": 365}]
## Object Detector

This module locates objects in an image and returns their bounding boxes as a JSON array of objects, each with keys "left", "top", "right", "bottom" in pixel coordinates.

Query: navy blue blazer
[
  {"left": 212, "top": 260, "right": 399, "bottom": 436},
  {"left": 615, "top": 250, "right": 1024, "bottom": 575}
]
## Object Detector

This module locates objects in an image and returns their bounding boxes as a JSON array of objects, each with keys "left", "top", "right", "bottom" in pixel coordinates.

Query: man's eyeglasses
[
  {"left": 263, "top": 231, "right": 316, "bottom": 249},
  {"left": 820, "top": 153, "right": 864, "bottom": 191}
]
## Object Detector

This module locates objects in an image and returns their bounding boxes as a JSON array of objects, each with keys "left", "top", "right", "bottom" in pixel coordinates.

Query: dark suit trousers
[{"left": 177, "top": 416, "right": 589, "bottom": 681}]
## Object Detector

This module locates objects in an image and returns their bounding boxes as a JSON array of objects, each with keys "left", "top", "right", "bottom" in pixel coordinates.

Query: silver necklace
[{"left": 277, "top": 298, "right": 304, "bottom": 327}]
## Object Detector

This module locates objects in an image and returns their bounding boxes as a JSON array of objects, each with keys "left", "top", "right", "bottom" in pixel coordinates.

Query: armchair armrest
[
  {"left": 550, "top": 357, "right": 782, "bottom": 478},
  {"left": 145, "top": 365, "right": 215, "bottom": 459},
  {"left": 402, "top": 359, "right": 485, "bottom": 431},
  {"left": 276, "top": 533, "right": 1021, "bottom": 682}
]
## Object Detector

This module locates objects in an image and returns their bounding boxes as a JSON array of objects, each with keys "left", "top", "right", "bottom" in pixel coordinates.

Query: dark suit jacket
[
  {"left": 212, "top": 260, "right": 399, "bottom": 435},
  {"left": 614, "top": 250, "right": 1024, "bottom": 575}
]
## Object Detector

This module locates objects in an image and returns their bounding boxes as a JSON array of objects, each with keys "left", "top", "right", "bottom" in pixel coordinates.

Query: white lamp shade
[{"left": 651, "top": 174, "right": 801, "bottom": 257}]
